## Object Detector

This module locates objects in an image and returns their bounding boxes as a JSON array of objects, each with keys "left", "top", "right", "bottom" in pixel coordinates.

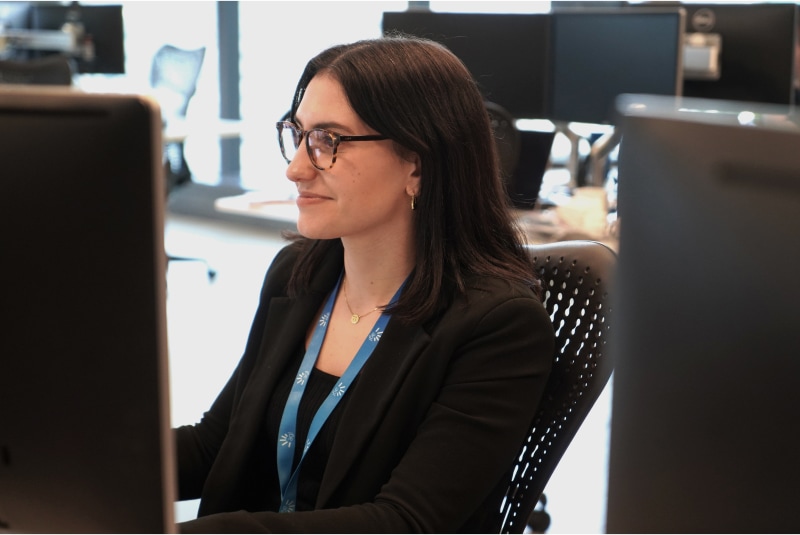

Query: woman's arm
[{"left": 173, "top": 244, "right": 300, "bottom": 500}]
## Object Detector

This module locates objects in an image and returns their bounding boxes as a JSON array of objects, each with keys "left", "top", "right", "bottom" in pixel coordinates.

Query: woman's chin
[{"left": 296, "top": 218, "right": 337, "bottom": 240}]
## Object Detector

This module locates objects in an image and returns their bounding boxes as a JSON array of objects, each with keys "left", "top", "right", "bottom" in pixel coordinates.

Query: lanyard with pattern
[{"left": 276, "top": 272, "right": 402, "bottom": 513}]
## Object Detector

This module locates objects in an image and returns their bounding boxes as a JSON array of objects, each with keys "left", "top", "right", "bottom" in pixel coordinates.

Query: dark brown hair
[{"left": 286, "top": 35, "right": 540, "bottom": 323}]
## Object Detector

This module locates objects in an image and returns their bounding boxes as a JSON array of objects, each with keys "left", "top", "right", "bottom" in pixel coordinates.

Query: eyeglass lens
[{"left": 278, "top": 123, "right": 335, "bottom": 169}]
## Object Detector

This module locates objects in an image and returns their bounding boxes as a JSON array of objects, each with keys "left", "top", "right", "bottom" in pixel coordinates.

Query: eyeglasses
[{"left": 276, "top": 120, "right": 388, "bottom": 171}]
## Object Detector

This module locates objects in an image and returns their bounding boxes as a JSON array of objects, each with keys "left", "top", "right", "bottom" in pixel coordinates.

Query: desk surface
[
  {"left": 163, "top": 117, "right": 243, "bottom": 144},
  {"left": 213, "top": 191, "right": 618, "bottom": 250},
  {"left": 214, "top": 193, "right": 299, "bottom": 227}
]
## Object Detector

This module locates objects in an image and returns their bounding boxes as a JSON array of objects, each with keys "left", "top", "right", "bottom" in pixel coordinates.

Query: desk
[
  {"left": 214, "top": 192, "right": 299, "bottom": 228},
  {"left": 163, "top": 117, "right": 243, "bottom": 144},
  {"left": 213, "top": 190, "right": 618, "bottom": 250}
]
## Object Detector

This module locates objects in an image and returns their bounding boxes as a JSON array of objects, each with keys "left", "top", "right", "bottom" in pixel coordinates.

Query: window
[{"left": 238, "top": 1, "right": 406, "bottom": 196}]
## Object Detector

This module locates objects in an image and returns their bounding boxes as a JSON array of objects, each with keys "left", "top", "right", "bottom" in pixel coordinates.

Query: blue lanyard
[{"left": 276, "top": 273, "right": 403, "bottom": 513}]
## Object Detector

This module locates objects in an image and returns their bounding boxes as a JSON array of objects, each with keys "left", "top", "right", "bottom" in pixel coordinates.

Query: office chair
[
  {"left": 150, "top": 44, "right": 215, "bottom": 280},
  {"left": 150, "top": 44, "right": 206, "bottom": 192},
  {"left": 486, "top": 100, "right": 521, "bottom": 183},
  {"left": 0, "top": 55, "right": 75, "bottom": 86},
  {"left": 495, "top": 240, "right": 616, "bottom": 533}
]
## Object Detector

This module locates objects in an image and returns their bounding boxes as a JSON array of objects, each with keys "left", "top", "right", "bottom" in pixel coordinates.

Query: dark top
[
  {"left": 262, "top": 350, "right": 351, "bottom": 512},
  {"left": 175, "top": 241, "right": 555, "bottom": 532}
]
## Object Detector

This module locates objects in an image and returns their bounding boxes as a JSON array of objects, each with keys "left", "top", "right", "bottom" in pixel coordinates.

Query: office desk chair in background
[
  {"left": 150, "top": 44, "right": 206, "bottom": 192},
  {"left": 496, "top": 240, "right": 616, "bottom": 534},
  {"left": 486, "top": 100, "right": 521, "bottom": 184},
  {"left": 150, "top": 43, "right": 215, "bottom": 280},
  {"left": 486, "top": 100, "right": 555, "bottom": 209},
  {"left": 0, "top": 55, "right": 75, "bottom": 85}
]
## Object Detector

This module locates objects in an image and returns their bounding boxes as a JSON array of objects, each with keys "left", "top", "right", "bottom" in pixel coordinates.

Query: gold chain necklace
[{"left": 343, "top": 277, "right": 380, "bottom": 325}]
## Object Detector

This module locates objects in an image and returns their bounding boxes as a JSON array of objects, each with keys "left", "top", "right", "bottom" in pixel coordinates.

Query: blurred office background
[{"left": 2, "top": 1, "right": 798, "bottom": 531}]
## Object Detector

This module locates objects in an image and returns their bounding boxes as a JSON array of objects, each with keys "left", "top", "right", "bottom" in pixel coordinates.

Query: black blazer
[{"left": 176, "top": 241, "right": 554, "bottom": 533}]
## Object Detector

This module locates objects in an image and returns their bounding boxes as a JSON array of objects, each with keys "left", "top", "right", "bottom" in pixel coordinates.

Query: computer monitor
[
  {"left": 547, "top": 7, "right": 685, "bottom": 125},
  {"left": 381, "top": 10, "right": 550, "bottom": 120},
  {"left": 606, "top": 93, "right": 800, "bottom": 533},
  {"left": 680, "top": 3, "right": 796, "bottom": 105},
  {"left": 29, "top": 3, "right": 125, "bottom": 74},
  {"left": 0, "top": 87, "right": 176, "bottom": 533}
]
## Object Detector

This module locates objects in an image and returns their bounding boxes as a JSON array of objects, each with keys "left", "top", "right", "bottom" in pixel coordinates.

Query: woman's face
[{"left": 285, "top": 73, "right": 420, "bottom": 242}]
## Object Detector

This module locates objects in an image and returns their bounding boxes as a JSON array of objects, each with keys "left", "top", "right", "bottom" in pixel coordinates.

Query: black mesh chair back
[
  {"left": 0, "top": 55, "right": 75, "bottom": 86},
  {"left": 497, "top": 240, "right": 616, "bottom": 533}
]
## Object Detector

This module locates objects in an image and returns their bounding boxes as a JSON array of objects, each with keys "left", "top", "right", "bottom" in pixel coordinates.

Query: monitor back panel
[
  {"left": 0, "top": 87, "right": 175, "bottom": 533},
  {"left": 682, "top": 3, "right": 797, "bottom": 105},
  {"left": 607, "top": 94, "right": 800, "bottom": 533},
  {"left": 29, "top": 4, "right": 126, "bottom": 74}
]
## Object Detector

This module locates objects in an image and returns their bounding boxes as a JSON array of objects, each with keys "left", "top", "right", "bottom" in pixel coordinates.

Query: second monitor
[
  {"left": 382, "top": 10, "right": 550, "bottom": 120},
  {"left": 547, "top": 7, "right": 686, "bottom": 125}
]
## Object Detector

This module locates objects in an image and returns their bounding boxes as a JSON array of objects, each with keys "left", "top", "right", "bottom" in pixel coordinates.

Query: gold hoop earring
[{"left": 411, "top": 195, "right": 418, "bottom": 211}]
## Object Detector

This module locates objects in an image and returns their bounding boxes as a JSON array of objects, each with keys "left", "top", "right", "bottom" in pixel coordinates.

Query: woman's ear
[
  {"left": 410, "top": 152, "right": 422, "bottom": 178},
  {"left": 406, "top": 152, "right": 422, "bottom": 197}
]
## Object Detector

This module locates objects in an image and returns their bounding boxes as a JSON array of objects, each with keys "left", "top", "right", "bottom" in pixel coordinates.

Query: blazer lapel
[
  {"left": 316, "top": 318, "right": 432, "bottom": 505},
  {"left": 232, "top": 295, "right": 313, "bottom": 420},
  {"left": 226, "top": 246, "right": 344, "bottom": 449}
]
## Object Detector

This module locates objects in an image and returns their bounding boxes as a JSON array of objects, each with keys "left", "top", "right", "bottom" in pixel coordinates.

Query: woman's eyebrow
[
  {"left": 315, "top": 121, "right": 353, "bottom": 133},
  {"left": 294, "top": 115, "right": 355, "bottom": 134}
]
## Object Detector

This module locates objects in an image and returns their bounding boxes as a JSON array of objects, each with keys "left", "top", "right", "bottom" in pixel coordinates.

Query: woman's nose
[{"left": 285, "top": 144, "right": 316, "bottom": 183}]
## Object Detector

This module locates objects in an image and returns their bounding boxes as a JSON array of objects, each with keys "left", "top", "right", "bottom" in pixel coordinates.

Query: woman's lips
[{"left": 296, "top": 192, "right": 331, "bottom": 206}]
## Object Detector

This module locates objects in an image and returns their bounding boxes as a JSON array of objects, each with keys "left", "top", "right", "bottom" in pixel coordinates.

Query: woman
[{"left": 175, "top": 35, "right": 554, "bottom": 533}]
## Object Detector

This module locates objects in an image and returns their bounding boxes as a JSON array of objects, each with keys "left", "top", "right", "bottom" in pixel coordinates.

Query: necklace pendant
[{"left": 351, "top": 314, "right": 360, "bottom": 324}]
